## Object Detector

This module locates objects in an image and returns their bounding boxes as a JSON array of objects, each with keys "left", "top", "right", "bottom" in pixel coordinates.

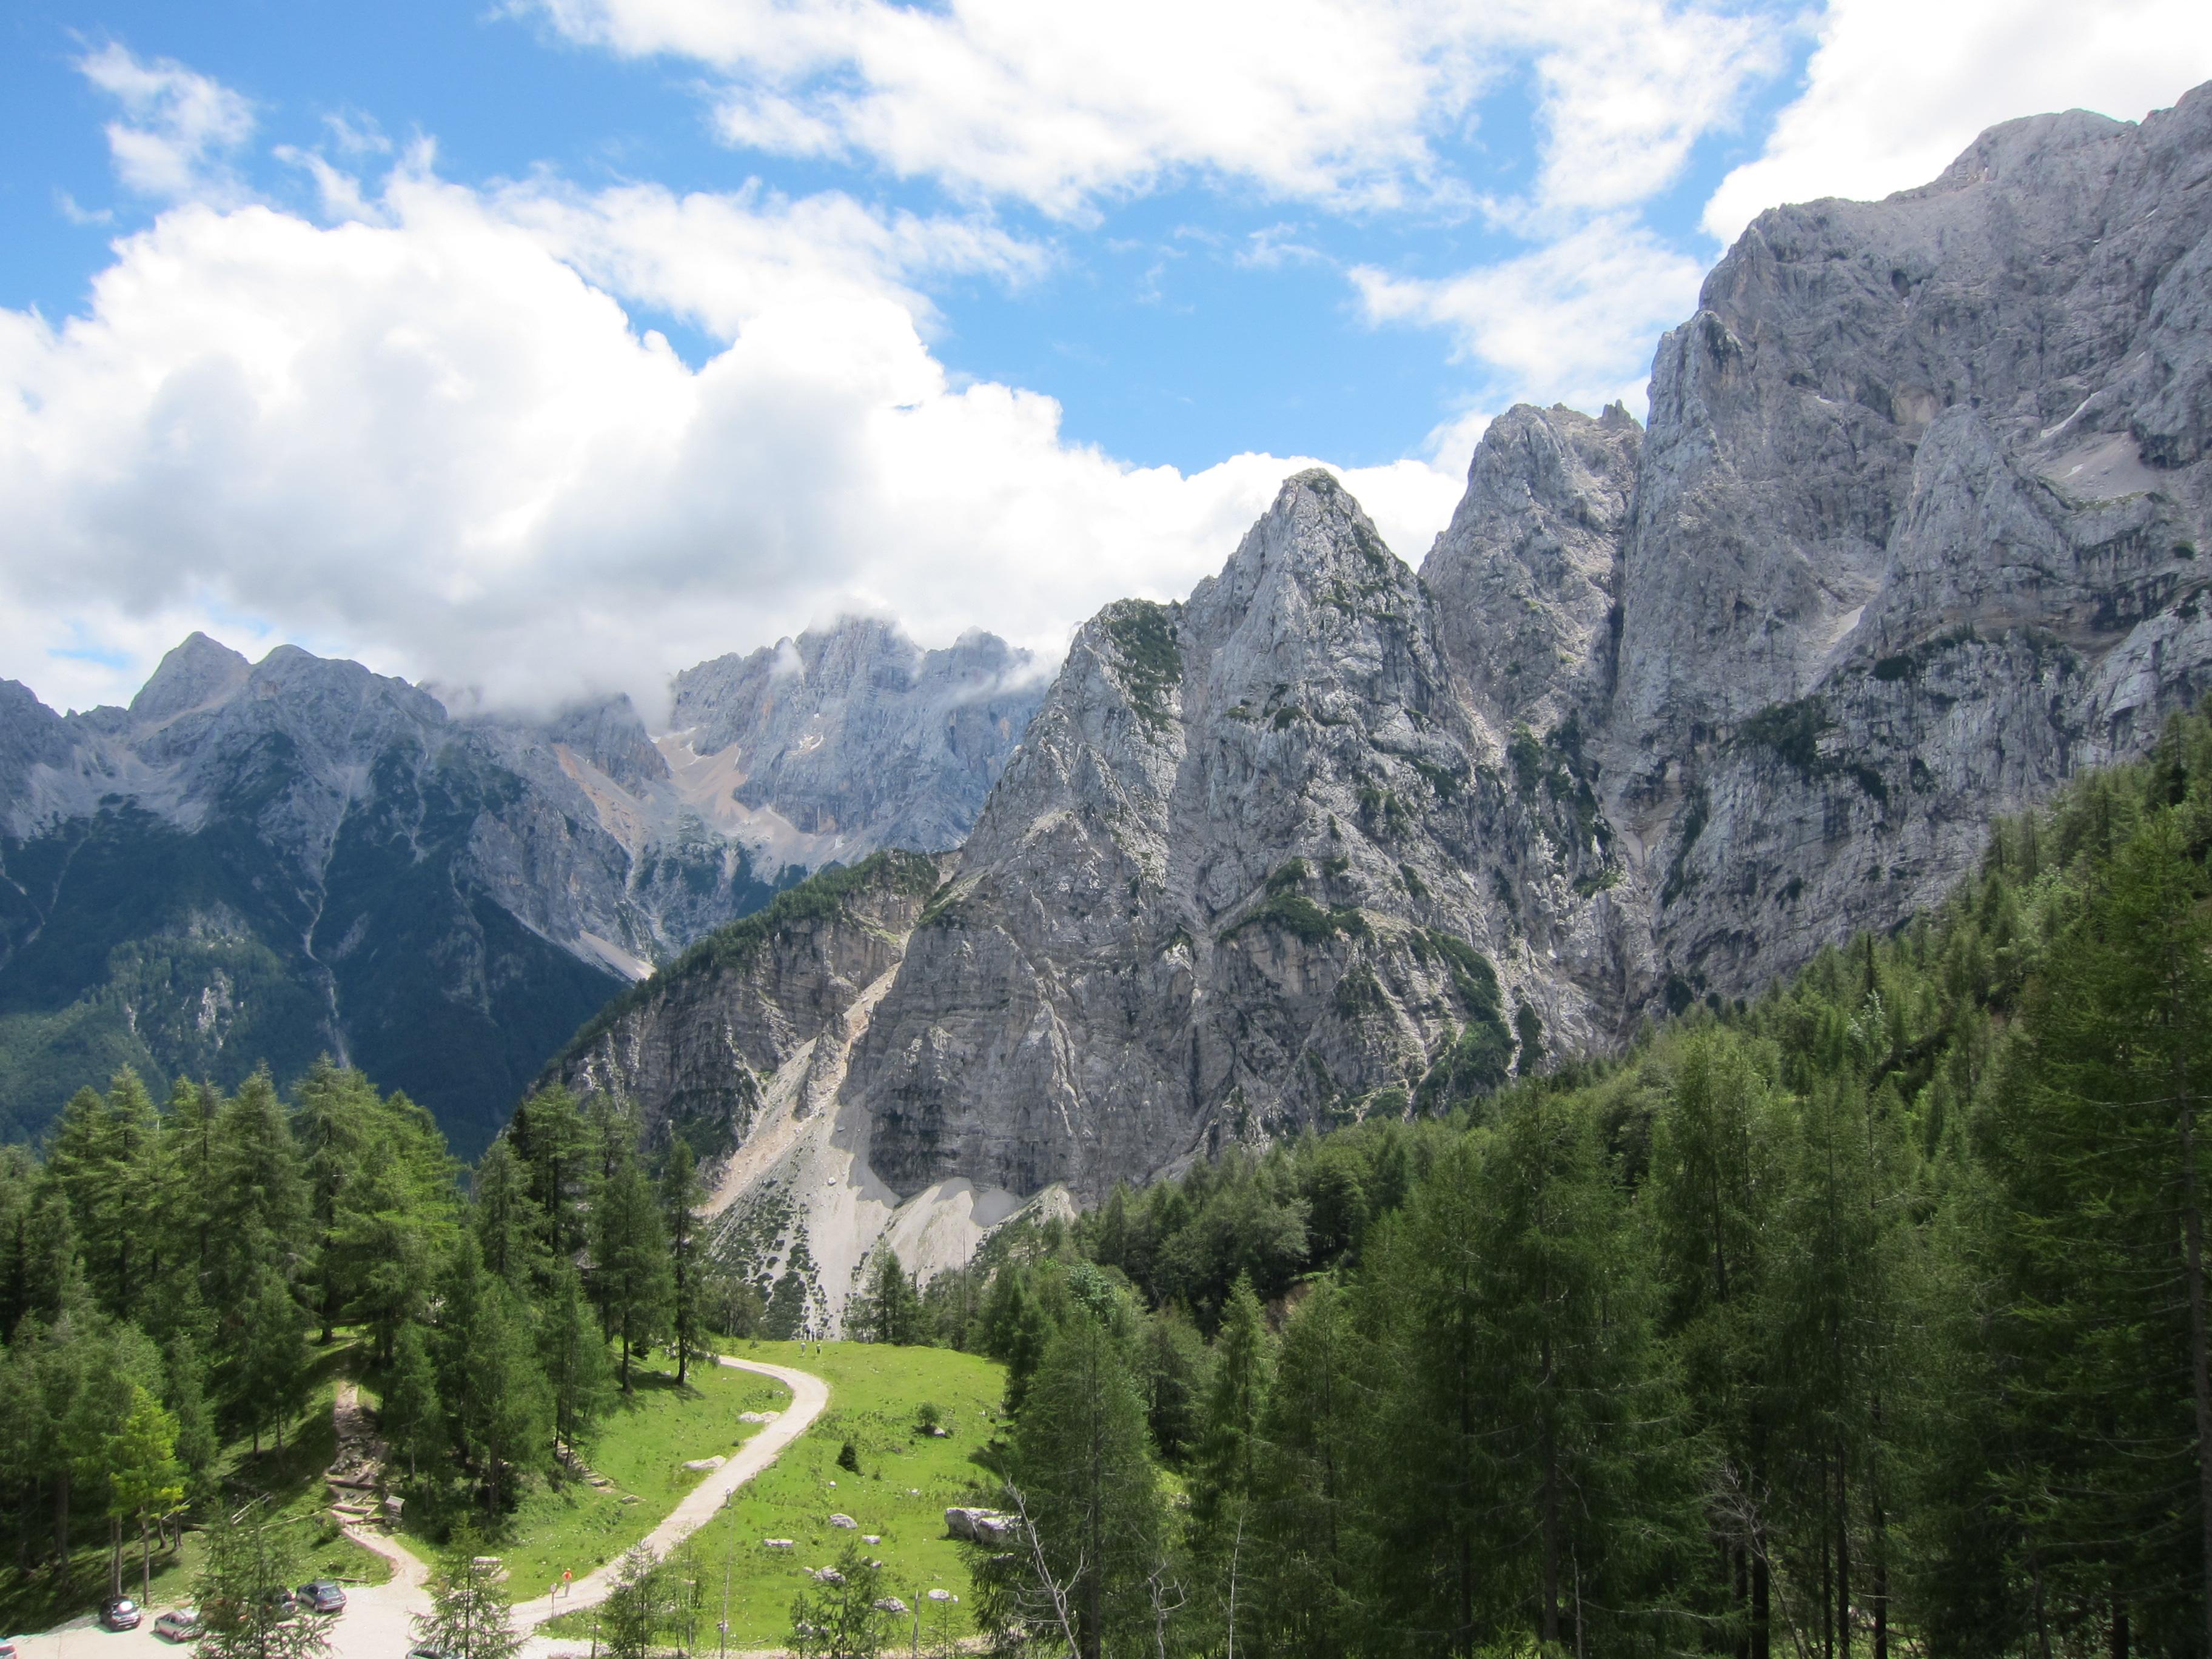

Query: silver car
[{"left": 154, "top": 1609, "right": 202, "bottom": 1643}]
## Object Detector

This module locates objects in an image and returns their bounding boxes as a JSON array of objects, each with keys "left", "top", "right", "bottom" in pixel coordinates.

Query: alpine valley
[
  {"left": 0, "top": 621, "right": 1042, "bottom": 1154},
  {"left": 8, "top": 83, "right": 2212, "bottom": 1332}
]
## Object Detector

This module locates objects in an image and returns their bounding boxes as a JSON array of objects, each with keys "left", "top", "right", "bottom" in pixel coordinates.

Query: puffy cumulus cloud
[
  {"left": 76, "top": 43, "right": 257, "bottom": 204},
  {"left": 523, "top": 0, "right": 1788, "bottom": 220},
  {"left": 0, "top": 154, "right": 1464, "bottom": 718},
  {"left": 1349, "top": 217, "right": 1707, "bottom": 415},
  {"left": 1522, "top": 0, "right": 1788, "bottom": 218},
  {"left": 1702, "top": 0, "right": 2212, "bottom": 243}
]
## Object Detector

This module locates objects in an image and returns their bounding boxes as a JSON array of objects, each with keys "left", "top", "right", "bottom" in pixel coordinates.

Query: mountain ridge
[
  {"left": 547, "top": 79, "right": 2212, "bottom": 1327},
  {"left": 0, "top": 617, "right": 1042, "bottom": 1152}
]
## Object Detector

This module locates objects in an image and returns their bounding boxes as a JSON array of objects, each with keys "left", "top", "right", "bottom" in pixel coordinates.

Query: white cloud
[
  {"left": 525, "top": 0, "right": 1788, "bottom": 220},
  {"left": 0, "top": 151, "right": 1464, "bottom": 718},
  {"left": 76, "top": 43, "right": 256, "bottom": 204},
  {"left": 1350, "top": 216, "right": 1706, "bottom": 414},
  {"left": 1702, "top": 0, "right": 2212, "bottom": 243}
]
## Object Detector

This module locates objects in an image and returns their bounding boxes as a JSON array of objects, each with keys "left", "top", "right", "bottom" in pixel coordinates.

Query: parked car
[
  {"left": 407, "top": 1647, "right": 453, "bottom": 1659},
  {"left": 2, "top": 1637, "right": 19, "bottom": 1658},
  {"left": 264, "top": 1589, "right": 299, "bottom": 1620},
  {"left": 100, "top": 1597, "right": 142, "bottom": 1631},
  {"left": 297, "top": 1582, "right": 347, "bottom": 1615},
  {"left": 155, "top": 1608, "right": 203, "bottom": 1641}
]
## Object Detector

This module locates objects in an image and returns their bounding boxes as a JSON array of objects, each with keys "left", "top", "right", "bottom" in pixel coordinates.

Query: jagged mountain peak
[
  {"left": 1423, "top": 403, "right": 1641, "bottom": 737},
  {"left": 127, "top": 631, "right": 250, "bottom": 726}
]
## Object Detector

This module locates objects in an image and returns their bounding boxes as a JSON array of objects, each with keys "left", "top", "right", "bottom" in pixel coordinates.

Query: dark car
[
  {"left": 264, "top": 1589, "right": 298, "bottom": 1621},
  {"left": 297, "top": 1581, "right": 346, "bottom": 1615},
  {"left": 3, "top": 1638, "right": 20, "bottom": 1658},
  {"left": 408, "top": 1647, "right": 454, "bottom": 1659},
  {"left": 100, "top": 1597, "right": 142, "bottom": 1631}
]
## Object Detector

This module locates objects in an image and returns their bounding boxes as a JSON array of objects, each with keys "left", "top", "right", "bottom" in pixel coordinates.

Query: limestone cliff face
[
  {"left": 855, "top": 473, "right": 1586, "bottom": 1203},
  {"left": 1614, "top": 87, "right": 2212, "bottom": 1007},
  {"left": 549, "top": 851, "right": 948, "bottom": 1162},
  {"left": 1424, "top": 402, "right": 1641, "bottom": 738}
]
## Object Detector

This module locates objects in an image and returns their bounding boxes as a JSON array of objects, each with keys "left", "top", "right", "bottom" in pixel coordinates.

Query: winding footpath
[{"left": 10, "top": 1355, "right": 831, "bottom": 1659}]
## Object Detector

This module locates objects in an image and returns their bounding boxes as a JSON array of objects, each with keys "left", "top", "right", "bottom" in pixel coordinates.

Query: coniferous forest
[{"left": 9, "top": 709, "right": 2212, "bottom": 1658}]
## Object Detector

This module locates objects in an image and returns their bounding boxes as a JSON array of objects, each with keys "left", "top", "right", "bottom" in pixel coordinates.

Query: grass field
[
  {"left": 412, "top": 1356, "right": 791, "bottom": 1601},
  {"left": 543, "top": 1340, "right": 1008, "bottom": 1652},
  {"left": 0, "top": 1339, "right": 390, "bottom": 1638}
]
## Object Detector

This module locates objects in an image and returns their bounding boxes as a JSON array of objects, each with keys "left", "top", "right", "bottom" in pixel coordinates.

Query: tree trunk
[
  {"left": 54, "top": 1468, "right": 70, "bottom": 1576},
  {"left": 109, "top": 1512, "right": 122, "bottom": 1597},
  {"left": 141, "top": 1517, "right": 153, "bottom": 1605},
  {"left": 1837, "top": 1446, "right": 1851, "bottom": 1658},
  {"left": 1753, "top": 1551, "right": 1771, "bottom": 1659},
  {"left": 2177, "top": 1092, "right": 2212, "bottom": 1659}
]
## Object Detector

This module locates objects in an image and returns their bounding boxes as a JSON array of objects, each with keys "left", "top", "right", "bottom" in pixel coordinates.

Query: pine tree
[
  {"left": 233, "top": 1272, "right": 311, "bottom": 1456},
  {"left": 1191, "top": 1273, "right": 1272, "bottom": 1526},
  {"left": 435, "top": 1231, "right": 551, "bottom": 1510},
  {"left": 1248, "top": 1278, "right": 1367, "bottom": 1659},
  {"left": 660, "top": 1139, "right": 709, "bottom": 1383},
  {"left": 600, "top": 1545, "right": 668, "bottom": 1659},
  {"left": 207, "top": 1071, "right": 309, "bottom": 1387},
  {"left": 855, "top": 1250, "right": 924, "bottom": 1347},
  {"left": 1978, "top": 806, "right": 2212, "bottom": 1652},
  {"left": 474, "top": 1139, "right": 547, "bottom": 1293},
  {"left": 1649, "top": 1028, "right": 1785, "bottom": 1656},
  {"left": 295, "top": 1059, "right": 377, "bottom": 1342},
  {"left": 506, "top": 1087, "right": 592, "bottom": 1262},
  {"left": 381, "top": 1319, "right": 446, "bottom": 1483},
  {"left": 1366, "top": 1107, "right": 1698, "bottom": 1655},
  {"left": 993, "top": 1307, "right": 1168, "bottom": 1659},
  {"left": 415, "top": 1543, "right": 523, "bottom": 1659},
  {"left": 196, "top": 1500, "right": 329, "bottom": 1659},
  {"left": 164, "top": 1334, "right": 219, "bottom": 1507},
  {"left": 538, "top": 1256, "right": 612, "bottom": 1456},
  {"left": 590, "top": 1145, "right": 672, "bottom": 1392},
  {"left": 106, "top": 1383, "right": 184, "bottom": 1604},
  {"left": 789, "top": 1541, "right": 897, "bottom": 1659}
]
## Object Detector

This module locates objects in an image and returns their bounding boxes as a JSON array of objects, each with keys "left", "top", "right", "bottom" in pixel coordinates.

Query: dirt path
[
  {"left": 10, "top": 1355, "right": 830, "bottom": 1659},
  {"left": 509, "top": 1354, "right": 831, "bottom": 1626}
]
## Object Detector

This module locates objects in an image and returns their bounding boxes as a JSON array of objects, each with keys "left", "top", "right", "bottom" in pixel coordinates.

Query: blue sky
[{"left": 1, "top": 0, "right": 2207, "bottom": 716}]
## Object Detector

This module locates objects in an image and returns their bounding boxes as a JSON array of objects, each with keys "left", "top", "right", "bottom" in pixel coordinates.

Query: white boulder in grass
[
  {"left": 829, "top": 1513, "right": 859, "bottom": 1529},
  {"left": 763, "top": 1539, "right": 794, "bottom": 1549},
  {"left": 684, "top": 1456, "right": 726, "bottom": 1471}
]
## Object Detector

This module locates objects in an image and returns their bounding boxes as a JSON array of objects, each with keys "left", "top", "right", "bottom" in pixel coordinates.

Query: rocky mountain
[
  {"left": 666, "top": 620, "right": 1044, "bottom": 870},
  {"left": 554, "top": 83, "right": 2212, "bottom": 1329},
  {"left": 0, "top": 619, "right": 1039, "bottom": 1153}
]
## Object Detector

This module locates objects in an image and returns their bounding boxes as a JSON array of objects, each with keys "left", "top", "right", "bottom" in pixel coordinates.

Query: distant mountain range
[{"left": 0, "top": 620, "right": 1043, "bottom": 1153}]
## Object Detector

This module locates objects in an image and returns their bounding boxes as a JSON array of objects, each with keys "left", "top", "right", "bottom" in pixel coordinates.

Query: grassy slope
[
  {"left": 543, "top": 1341, "right": 1008, "bottom": 1652},
  {"left": 406, "top": 1357, "right": 792, "bottom": 1602},
  {"left": 0, "top": 1341, "right": 391, "bottom": 1637}
]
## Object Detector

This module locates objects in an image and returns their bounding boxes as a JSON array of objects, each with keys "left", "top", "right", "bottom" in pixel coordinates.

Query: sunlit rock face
[
  {"left": 509, "top": 84, "right": 2212, "bottom": 1321},
  {"left": 823, "top": 82, "right": 2212, "bottom": 1200}
]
